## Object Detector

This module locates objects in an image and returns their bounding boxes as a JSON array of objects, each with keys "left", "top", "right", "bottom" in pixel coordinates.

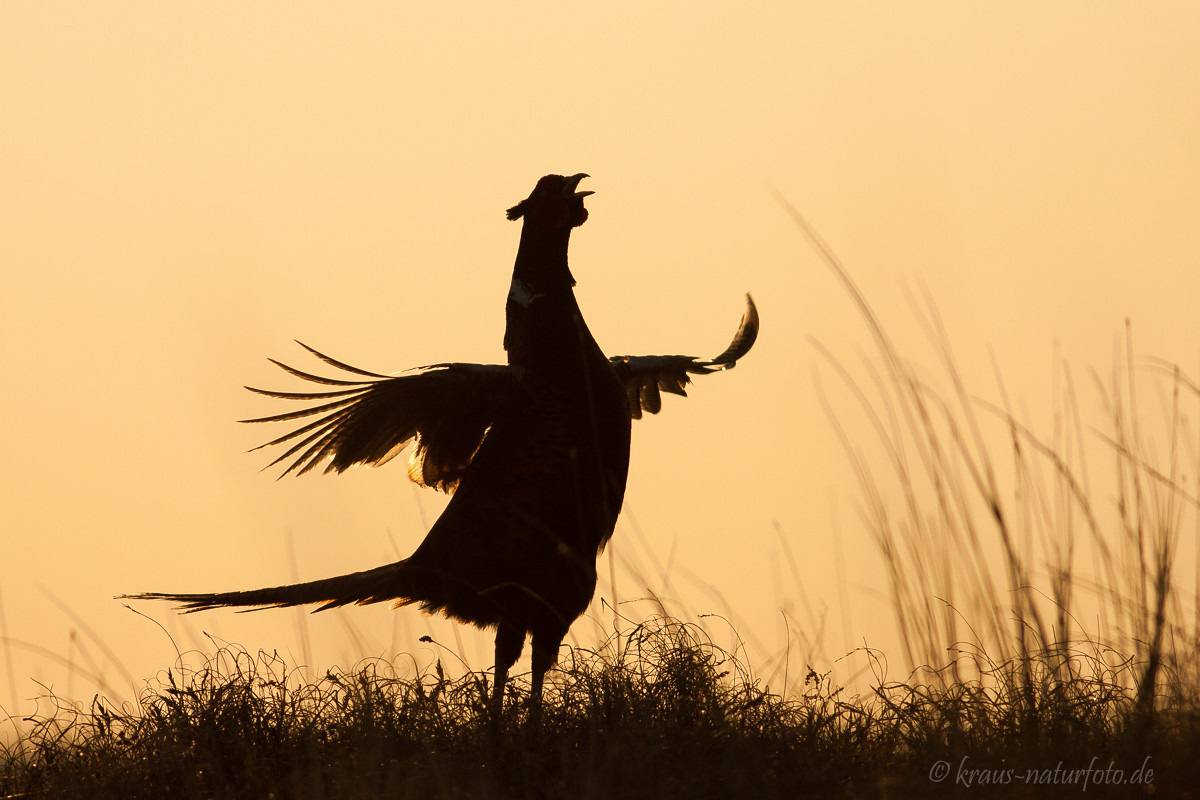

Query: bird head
[{"left": 506, "top": 173, "right": 593, "bottom": 229}]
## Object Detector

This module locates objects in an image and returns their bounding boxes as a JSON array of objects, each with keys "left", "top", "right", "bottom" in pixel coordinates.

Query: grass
[
  {"left": 1, "top": 618, "right": 1194, "bottom": 798},
  {"left": 5, "top": 208, "right": 1200, "bottom": 797}
]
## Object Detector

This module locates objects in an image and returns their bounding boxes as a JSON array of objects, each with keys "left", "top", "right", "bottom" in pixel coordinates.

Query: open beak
[{"left": 564, "top": 173, "right": 594, "bottom": 199}]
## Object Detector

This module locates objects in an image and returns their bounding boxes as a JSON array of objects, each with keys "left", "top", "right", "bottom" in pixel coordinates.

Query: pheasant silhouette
[{"left": 121, "top": 174, "right": 758, "bottom": 706}]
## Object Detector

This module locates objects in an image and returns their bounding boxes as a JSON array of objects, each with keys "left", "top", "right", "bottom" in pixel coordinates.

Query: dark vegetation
[
  {"left": 2, "top": 616, "right": 1196, "bottom": 798},
  {"left": 5, "top": 210, "right": 1198, "bottom": 797}
]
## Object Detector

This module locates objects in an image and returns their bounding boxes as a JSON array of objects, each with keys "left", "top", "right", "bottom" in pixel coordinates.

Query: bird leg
[
  {"left": 492, "top": 621, "right": 525, "bottom": 712},
  {"left": 529, "top": 630, "right": 563, "bottom": 705}
]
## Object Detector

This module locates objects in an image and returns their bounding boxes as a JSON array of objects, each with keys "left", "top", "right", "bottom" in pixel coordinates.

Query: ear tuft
[{"left": 506, "top": 201, "right": 526, "bottom": 221}]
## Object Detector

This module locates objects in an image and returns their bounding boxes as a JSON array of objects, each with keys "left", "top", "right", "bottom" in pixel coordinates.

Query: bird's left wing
[
  {"left": 609, "top": 294, "right": 758, "bottom": 420},
  {"left": 241, "top": 342, "right": 521, "bottom": 493}
]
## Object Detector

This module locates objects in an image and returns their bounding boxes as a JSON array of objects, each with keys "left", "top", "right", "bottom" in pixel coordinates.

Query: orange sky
[{"left": 3, "top": 2, "right": 1199, "bottom": 718}]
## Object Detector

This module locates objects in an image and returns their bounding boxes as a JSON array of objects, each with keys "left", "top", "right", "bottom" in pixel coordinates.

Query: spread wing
[
  {"left": 241, "top": 342, "right": 521, "bottom": 492},
  {"left": 609, "top": 293, "right": 759, "bottom": 420}
]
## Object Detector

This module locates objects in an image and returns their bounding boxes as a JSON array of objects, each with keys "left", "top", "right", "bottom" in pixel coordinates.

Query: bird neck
[
  {"left": 504, "top": 223, "right": 602, "bottom": 367},
  {"left": 510, "top": 224, "right": 577, "bottom": 293}
]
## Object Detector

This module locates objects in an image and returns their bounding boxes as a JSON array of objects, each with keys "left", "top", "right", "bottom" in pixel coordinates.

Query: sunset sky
[{"left": 3, "top": 2, "right": 1199, "bottom": 718}]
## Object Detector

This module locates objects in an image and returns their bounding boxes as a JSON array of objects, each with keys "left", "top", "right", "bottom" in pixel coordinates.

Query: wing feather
[
  {"left": 241, "top": 343, "right": 520, "bottom": 492},
  {"left": 610, "top": 294, "right": 758, "bottom": 420}
]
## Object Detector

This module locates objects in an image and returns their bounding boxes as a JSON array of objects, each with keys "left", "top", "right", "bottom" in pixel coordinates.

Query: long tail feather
[{"left": 118, "top": 561, "right": 411, "bottom": 613}]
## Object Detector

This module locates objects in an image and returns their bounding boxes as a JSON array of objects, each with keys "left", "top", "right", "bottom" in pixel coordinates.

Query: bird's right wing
[
  {"left": 242, "top": 343, "right": 521, "bottom": 493},
  {"left": 609, "top": 294, "right": 758, "bottom": 419}
]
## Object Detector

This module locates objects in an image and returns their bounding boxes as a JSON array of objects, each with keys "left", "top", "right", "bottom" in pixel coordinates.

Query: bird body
[{"left": 122, "top": 174, "right": 757, "bottom": 705}]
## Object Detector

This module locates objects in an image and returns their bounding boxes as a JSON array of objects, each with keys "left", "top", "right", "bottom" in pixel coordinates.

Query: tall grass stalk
[{"left": 778, "top": 195, "right": 1198, "bottom": 715}]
